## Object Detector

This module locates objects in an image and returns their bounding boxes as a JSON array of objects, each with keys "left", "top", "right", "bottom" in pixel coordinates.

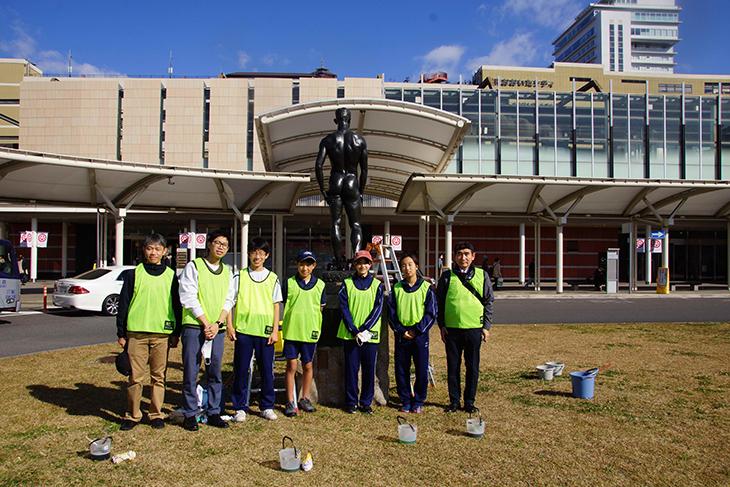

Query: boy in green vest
[
  {"left": 179, "top": 229, "right": 236, "bottom": 431},
  {"left": 338, "top": 250, "right": 383, "bottom": 414},
  {"left": 117, "top": 233, "right": 182, "bottom": 431},
  {"left": 226, "top": 237, "right": 282, "bottom": 421},
  {"left": 281, "top": 249, "right": 326, "bottom": 417}
]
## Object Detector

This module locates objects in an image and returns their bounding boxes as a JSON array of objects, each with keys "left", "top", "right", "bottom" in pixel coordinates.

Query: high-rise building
[{"left": 553, "top": 0, "right": 681, "bottom": 74}]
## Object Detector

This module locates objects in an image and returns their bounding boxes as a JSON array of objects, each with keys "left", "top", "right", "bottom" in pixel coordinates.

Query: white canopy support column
[
  {"left": 30, "top": 217, "right": 38, "bottom": 282},
  {"left": 419, "top": 216, "right": 426, "bottom": 271},
  {"left": 190, "top": 219, "right": 197, "bottom": 260},
  {"left": 61, "top": 222, "right": 68, "bottom": 277},
  {"left": 115, "top": 208, "right": 125, "bottom": 266},
  {"left": 662, "top": 224, "right": 670, "bottom": 269},
  {"left": 556, "top": 224, "right": 564, "bottom": 294},
  {"left": 434, "top": 218, "right": 440, "bottom": 277},
  {"left": 241, "top": 214, "right": 250, "bottom": 270},
  {"left": 445, "top": 216, "right": 453, "bottom": 269},
  {"left": 645, "top": 224, "right": 652, "bottom": 284},
  {"left": 519, "top": 223, "right": 525, "bottom": 285},
  {"left": 275, "top": 214, "right": 284, "bottom": 279},
  {"left": 629, "top": 220, "right": 636, "bottom": 293},
  {"left": 535, "top": 220, "right": 541, "bottom": 291}
]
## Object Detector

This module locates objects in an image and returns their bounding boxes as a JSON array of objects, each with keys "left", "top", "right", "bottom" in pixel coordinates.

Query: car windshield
[
  {"left": 0, "top": 243, "right": 16, "bottom": 277},
  {"left": 73, "top": 269, "right": 111, "bottom": 280}
]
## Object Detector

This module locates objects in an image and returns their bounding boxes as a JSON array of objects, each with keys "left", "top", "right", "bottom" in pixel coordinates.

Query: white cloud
[
  {"left": 467, "top": 32, "right": 539, "bottom": 69},
  {"left": 238, "top": 51, "right": 250, "bottom": 68},
  {"left": 261, "top": 53, "right": 290, "bottom": 69},
  {"left": 499, "top": 0, "right": 583, "bottom": 29},
  {"left": 415, "top": 45, "right": 466, "bottom": 80},
  {"left": 0, "top": 20, "right": 119, "bottom": 76}
]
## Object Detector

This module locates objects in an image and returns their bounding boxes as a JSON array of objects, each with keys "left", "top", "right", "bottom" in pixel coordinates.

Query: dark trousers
[
  {"left": 231, "top": 333, "right": 275, "bottom": 412},
  {"left": 444, "top": 327, "right": 482, "bottom": 407},
  {"left": 181, "top": 327, "right": 225, "bottom": 417},
  {"left": 342, "top": 340, "right": 378, "bottom": 407},
  {"left": 394, "top": 332, "right": 430, "bottom": 409}
]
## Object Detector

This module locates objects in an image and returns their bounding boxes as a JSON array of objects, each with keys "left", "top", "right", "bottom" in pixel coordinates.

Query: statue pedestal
[{"left": 308, "top": 274, "right": 389, "bottom": 407}]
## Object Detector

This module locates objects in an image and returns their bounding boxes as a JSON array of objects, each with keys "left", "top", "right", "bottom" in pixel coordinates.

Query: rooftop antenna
[
  {"left": 321, "top": 58, "right": 324, "bottom": 69},
  {"left": 68, "top": 50, "right": 72, "bottom": 78},
  {"left": 169, "top": 51, "right": 173, "bottom": 78}
]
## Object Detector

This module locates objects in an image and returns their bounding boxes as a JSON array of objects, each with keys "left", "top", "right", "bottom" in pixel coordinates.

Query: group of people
[{"left": 115, "top": 230, "right": 494, "bottom": 431}]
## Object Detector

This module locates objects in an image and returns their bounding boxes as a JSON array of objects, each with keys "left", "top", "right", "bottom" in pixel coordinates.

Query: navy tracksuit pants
[
  {"left": 231, "top": 333, "right": 275, "bottom": 412},
  {"left": 181, "top": 327, "right": 225, "bottom": 417},
  {"left": 342, "top": 340, "right": 378, "bottom": 407},
  {"left": 394, "top": 331, "right": 430, "bottom": 409}
]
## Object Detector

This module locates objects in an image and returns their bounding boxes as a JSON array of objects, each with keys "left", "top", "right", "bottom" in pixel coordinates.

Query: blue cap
[{"left": 296, "top": 249, "right": 316, "bottom": 262}]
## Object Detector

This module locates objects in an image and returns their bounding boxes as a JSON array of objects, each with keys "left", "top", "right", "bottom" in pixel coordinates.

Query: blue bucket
[{"left": 570, "top": 368, "right": 598, "bottom": 399}]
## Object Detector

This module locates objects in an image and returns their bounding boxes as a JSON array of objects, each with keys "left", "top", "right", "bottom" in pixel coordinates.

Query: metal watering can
[{"left": 466, "top": 407, "right": 484, "bottom": 438}]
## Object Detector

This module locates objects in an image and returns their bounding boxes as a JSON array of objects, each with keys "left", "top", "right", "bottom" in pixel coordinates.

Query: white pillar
[
  {"left": 556, "top": 224, "right": 564, "bottom": 294},
  {"left": 535, "top": 220, "right": 541, "bottom": 291},
  {"left": 241, "top": 215, "right": 250, "bottom": 270},
  {"left": 434, "top": 218, "right": 440, "bottom": 277},
  {"left": 30, "top": 218, "right": 38, "bottom": 282},
  {"left": 384, "top": 221, "right": 391, "bottom": 245},
  {"left": 190, "top": 219, "right": 197, "bottom": 260},
  {"left": 232, "top": 218, "right": 238, "bottom": 273},
  {"left": 115, "top": 210, "right": 125, "bottom": 266},
  {"left": 275, "top": 215, "right": 284, "bottom": 279},
  {"left": 662, "top": 226, "right": 669, "bottom": 269},
  {"left": 419, "top": 216, "right": 426, "bottom": 270},
  {"left": 629, "top": 221, "right": 635, "bottom": 293},
  {"left": 645, "top": 224, "right": 652, "bottom": 284},
  {"left": 519, "top": 223, "right": 526, "bottom": 284},
  {"left": 62, "top": 222, "right": 68, "bottom": 277},
  {"left": 445, "top": 217, "right": 453, "bottom": 269}
]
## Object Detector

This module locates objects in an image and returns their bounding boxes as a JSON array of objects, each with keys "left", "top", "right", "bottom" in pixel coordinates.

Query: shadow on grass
[
  {"left": 28, "top": 382, "right": 127, "bottom": 422},
  {"left": 376, "top": 435, "right": 399, "bottom": 443},
  {"left": 258, "top": 459, "right": 282, "bottom": 471},
  {"left": 445, "top": 428, "right": 469, "bottom": 438},
  {"left": 534, "top": 390, "right": 574, "bottom": 398}
]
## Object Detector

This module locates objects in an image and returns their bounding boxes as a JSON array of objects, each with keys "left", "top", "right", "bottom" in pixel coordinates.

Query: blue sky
[{"left": 1, "top": 0, "right": 728, "bottom": 82}]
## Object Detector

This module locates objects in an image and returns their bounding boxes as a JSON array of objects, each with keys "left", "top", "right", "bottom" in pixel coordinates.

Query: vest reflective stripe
[
  {"left": 282, "top": 276, "right": 324, "bottom": 343},
  {"left": 234, "top": 268, "right": 277, "bottom": 338},
  {"left": 182, "top": 258, "right": 230, "bottom": 328},
  {"left": 127, "top": 264, "right": 176, "bottom": 334},
  {"left": 393, "top": 280, "right": 430, "bottom": 327},
  {"left": 337, "top": 277, "right": 381, "bottom": 343},
  {"left": 444, "top": 269, "right": 485, "bottom": 329}
]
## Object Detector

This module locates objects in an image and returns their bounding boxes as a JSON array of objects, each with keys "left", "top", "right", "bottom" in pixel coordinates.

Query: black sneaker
[
  {"left": 344, "top": 405, "right": 357, "bottom": 414},
  {"left": 183, "top": 415, "right": 199, "bottom": 431},
  {"left": 445, "top": 403, "right": 460, "bottom": 413},
  {"left": 150, "top": 418, "right": 165, "bottom": 430},
  {"left": 284, "top": 401, "right": 298, "bottom": 417},
  {"left": 120, "top": 419, "right": 138, "bottom": 431},
  {"left": 207, "top": 414, "right": 229, "bottom": 428},
  {"left": 360, "top": 405, "right": 373, "bottom": 415},
  {"left": 298, "top": 397, "right": 316, "bottom": 413},
  {"left": 463, "top": 404, "right": 478, "bottom": 414}
]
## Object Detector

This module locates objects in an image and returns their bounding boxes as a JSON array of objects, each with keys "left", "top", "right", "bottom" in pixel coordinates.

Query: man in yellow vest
[
  {"left": 226, "top": 237, "right": 282, "bottom": 421},
  {"left": 117, "top": 233, "right": 182, "bottom": 431},
  {"left": 436, "top": 241, "right": 494, "bottom": 414},
  {"left": 179, "top": 229, "right": 237, "bottom": 431}
]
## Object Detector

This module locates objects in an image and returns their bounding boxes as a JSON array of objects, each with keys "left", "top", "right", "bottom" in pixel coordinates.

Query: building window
[
  {"left": 705, "top": 83, "right": 730, "bottom": 94},
  {"left": 659, "top": 83, "right": 692, "bottom": 94},
  {"left": 292, "top": 81, "right": 299, "bottom": 105}
]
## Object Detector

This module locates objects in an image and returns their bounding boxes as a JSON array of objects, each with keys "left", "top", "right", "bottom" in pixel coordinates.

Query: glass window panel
[
  {"left": 462, "top": 137, "right": 480, "bottom": 174},
  {"left": 665, "top": 96, "right": 681, "bottom": 178},
  {"left": 648, "top": 96, "right": 665, "bottom": 178},
  {"left": 403, "top": 89, "right": 420, "bottom": 104},
  {"left": 442, "top": 91, "right": 459, "bottom": 114},
  {"left": 481, "top": 138, "right": 497, "bottom": 175},
  {"left": 384, "top": 88, "right": 401, "bottom": 101},
  {"left": 423, "top": 89, "right": 440, "bottom": 109}
]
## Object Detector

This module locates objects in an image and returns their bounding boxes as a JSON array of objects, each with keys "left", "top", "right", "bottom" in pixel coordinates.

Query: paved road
[{"left": 2, "top": 292, "right": 730, "bottom": 359}]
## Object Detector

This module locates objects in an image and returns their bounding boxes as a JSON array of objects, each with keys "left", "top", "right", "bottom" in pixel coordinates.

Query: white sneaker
[
  {"left": 261, "top": 409, "right": 277, "bottom": 421},
  {"left": 232, "top": 410, "right": 247, "bottom": 422}
]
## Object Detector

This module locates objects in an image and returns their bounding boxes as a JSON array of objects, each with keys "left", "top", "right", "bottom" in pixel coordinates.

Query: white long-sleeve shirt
[{"left": 179, "top": 259, "right": 237, "bottom": 320}]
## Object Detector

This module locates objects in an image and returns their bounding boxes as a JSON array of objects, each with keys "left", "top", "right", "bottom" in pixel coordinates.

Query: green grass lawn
[{"left": 1, "top": 322, "right": 729, "bottom": 486}]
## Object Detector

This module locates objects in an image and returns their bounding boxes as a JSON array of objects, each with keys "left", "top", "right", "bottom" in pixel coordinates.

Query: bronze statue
[{"left": 315, "top": 108, "right": 368, "bottom": 268}]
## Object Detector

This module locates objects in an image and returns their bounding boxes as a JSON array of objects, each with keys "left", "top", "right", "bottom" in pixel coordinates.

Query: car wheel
[{"left": 102, "top": 294, "right": 120, "bottom": 316}]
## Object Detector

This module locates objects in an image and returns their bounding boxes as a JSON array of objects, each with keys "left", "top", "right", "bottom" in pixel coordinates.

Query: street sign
[
  {"left": 652, "top": 238, "right": 663, "bottom": 253},
  {"left": 391, "top": 235, "right": 402, "bottom": 251},
  {"left": 195, "top": 234, "right": 207, "bottom": 249},
  {"left": 636, "top": 238, "right": 645, "bottom": 253},
  {"left": 36, "top": 232, "right": 48, "bottom": 248},
  {"left": 19, "top": 232, "right": 33, "bottom": 247},
  {"left": 651, "top": 231, "right": 665, "bottom": 239},
  {"left": 179, "top": 233, "right": 190, "bottom": 249},
  {"left": 372, "top": 235, "right": 383, "bottom": 245}
]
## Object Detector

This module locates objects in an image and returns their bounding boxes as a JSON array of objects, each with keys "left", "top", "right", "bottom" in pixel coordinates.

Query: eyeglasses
[{"left": 211, "top": 240, "right": 229, "bottom": 249}]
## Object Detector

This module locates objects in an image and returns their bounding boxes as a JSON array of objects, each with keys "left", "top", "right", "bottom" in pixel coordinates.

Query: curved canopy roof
[
  {"left": 255, "top": 98, "right": 470, "bottom": 201},
  {"left": 0, "top": 148, "right": 310, "bottom": 217},
  {"left": 398, "top": 173, "right": 730, "bottom": 224}
]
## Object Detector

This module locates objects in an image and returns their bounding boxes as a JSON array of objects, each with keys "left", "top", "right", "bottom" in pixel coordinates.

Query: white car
[{"left": 53, "top": 266, "right": 135, "bottom": 316}]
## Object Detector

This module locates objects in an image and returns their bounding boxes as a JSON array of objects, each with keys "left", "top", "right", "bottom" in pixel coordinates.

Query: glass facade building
[{"left": 385, "top": 85, "right": 730, "bottom": 182}]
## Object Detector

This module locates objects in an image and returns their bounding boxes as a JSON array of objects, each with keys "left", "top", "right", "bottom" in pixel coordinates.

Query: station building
[{"left": 2, "top": 60, "right": 730, "bottom": 291}]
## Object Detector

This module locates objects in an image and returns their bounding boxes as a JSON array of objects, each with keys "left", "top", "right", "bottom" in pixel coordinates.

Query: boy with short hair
[
  {"left": 226, "top": 237, "right": 282, "bottom": 421},
  {"left": 338, "top": 250, "right": 383, "bottom": 414},
  {"left": 117, "top": 233, "right": 182, "bottom": 431},
  {"left": 281, "top": 249, "right": 326, "bottom": 417},
  {"left": 179, "top": 229, "right": 236, "bottom": 431}
]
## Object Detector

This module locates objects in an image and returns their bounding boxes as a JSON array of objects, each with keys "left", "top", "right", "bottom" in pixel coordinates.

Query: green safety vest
[
  {"left": 393, "top": 280, "right": 430, "bottom": 328},
  {"left": 182, "top": 258, "right": 230, "bottom": 330},
  {"left": 282, "top": 276, "right": 325, "bottom": 343},
  {"left": 127, "top": 264, "right": 176, "bottom": 334},
  {"left": 234, "top": 268, "right": 278, "bottom": 338},
  {"left": 337, "top": 277, "right": 382, "bottom": 343},
  {"left": 444, "top": 268, "right": 485, "bottom": 329}
]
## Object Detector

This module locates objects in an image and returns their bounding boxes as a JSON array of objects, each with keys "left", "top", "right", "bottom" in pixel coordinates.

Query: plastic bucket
[
  {"left": 465, "top": 408, "right": 484, "bottom": 438},
  {"left": 89, "top": 436, "right": 112, "bottom": 461},
  {"left": 570, "top": 368, "right": 598, "bottom": 399},
  {"left": 536, "top": 365, "right": 556, "bottom": 380},
  {"left": 397, "top": 416, "right": 417, "bottom": 444},
  {"left": 545, "top": 362, "right": 565, "bottom": 376},
  {"left": 279, "top": 436, "right": 301, "bottom": 472}
]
